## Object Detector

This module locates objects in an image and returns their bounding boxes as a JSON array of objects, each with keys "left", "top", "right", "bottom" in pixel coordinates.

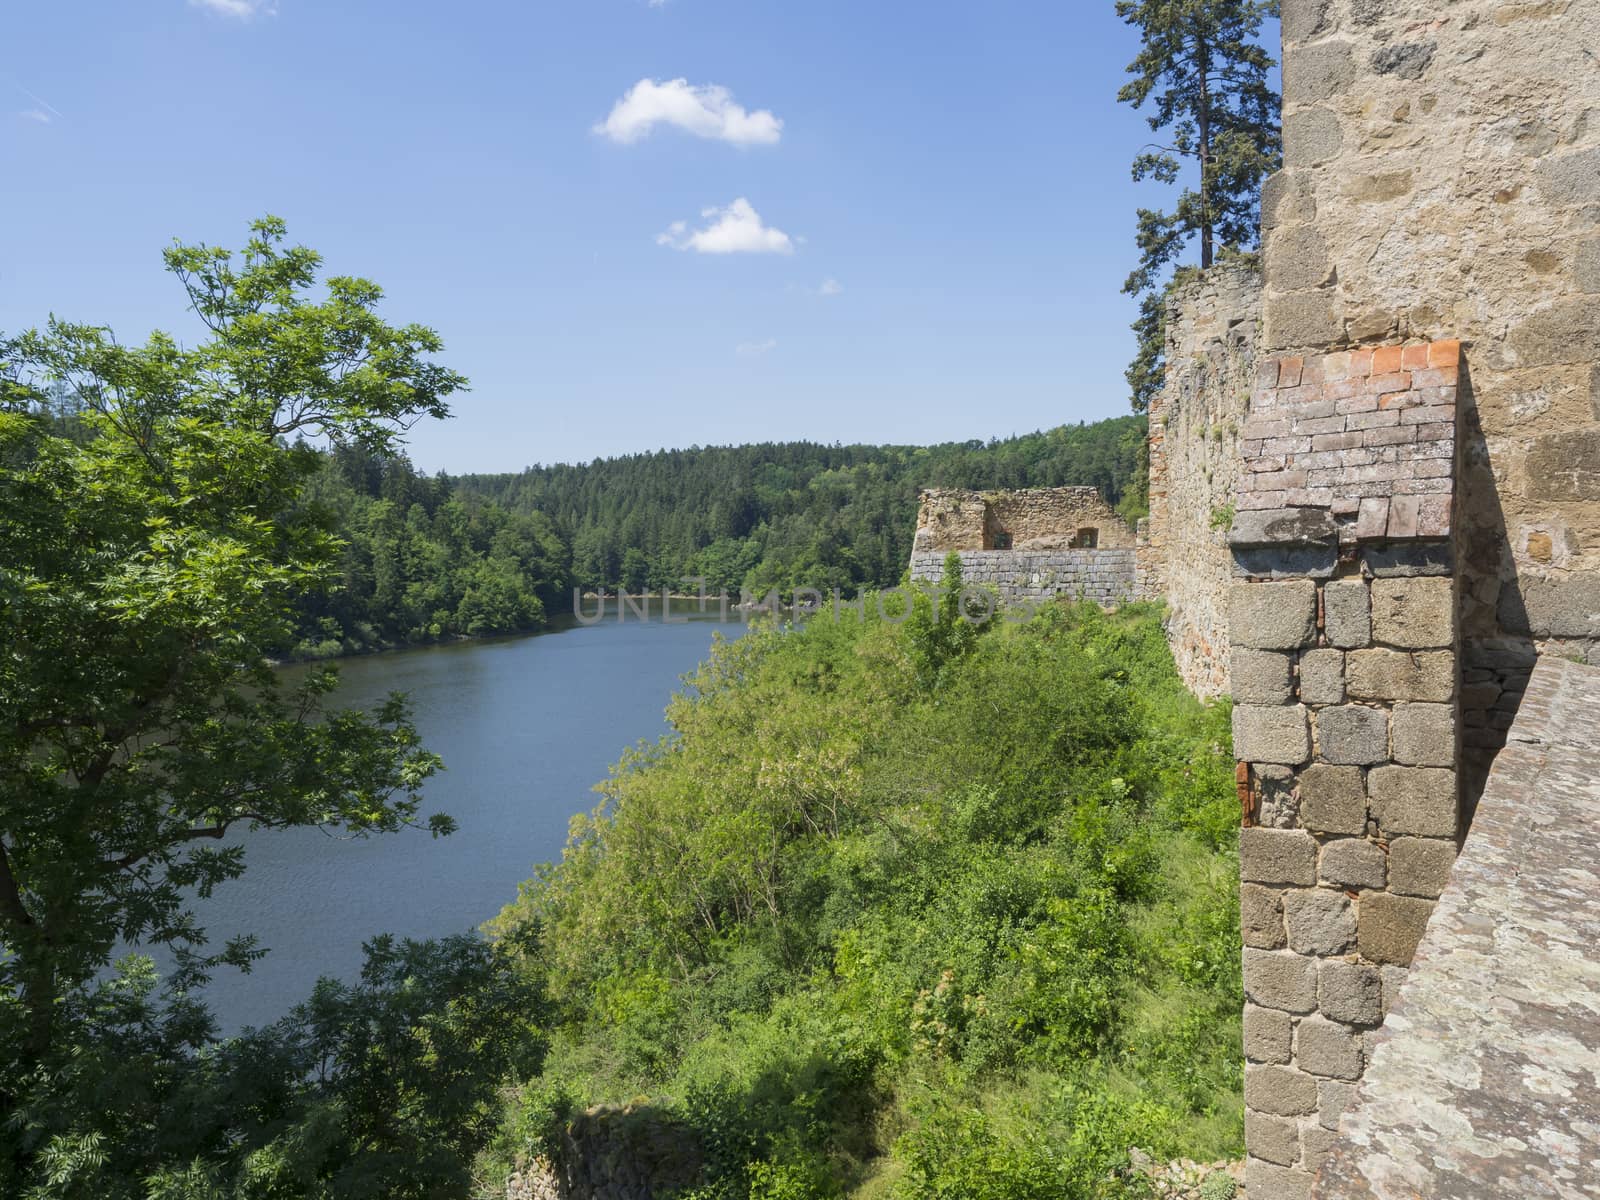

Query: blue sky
[{"left": 2, "top": 0, "right": 1273, "bottom": 474}]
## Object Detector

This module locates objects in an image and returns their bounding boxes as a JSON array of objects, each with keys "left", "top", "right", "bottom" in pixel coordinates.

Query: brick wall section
[
  {"left": 1229, "top": 344, "right": 1461, "bottom": 1200},
  {"left": 1147, "top": 265, "right": 1262, "bottom": 698},
  {"left": 908, "top": 548, "right": 1136, "bottom": 607},
  {"left": 912, "top": 487, "right": 1136, "bottom": 553},
  {"left": 1267, "top": 0, "right": 1600, "bottom": 804}
]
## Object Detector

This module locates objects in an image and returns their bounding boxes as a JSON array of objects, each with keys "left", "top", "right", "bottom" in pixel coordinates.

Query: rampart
[
  {"left": 1146, "top": 265, "right": 1262, "bottom": 697},
  {"left": 908, "top": 547, "right": 1137, "bottom": 606}
]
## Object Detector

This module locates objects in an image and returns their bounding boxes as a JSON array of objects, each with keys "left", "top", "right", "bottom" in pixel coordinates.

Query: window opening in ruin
[{"left": 1074, "top": 528, "right": 1098, "bottom": 549}]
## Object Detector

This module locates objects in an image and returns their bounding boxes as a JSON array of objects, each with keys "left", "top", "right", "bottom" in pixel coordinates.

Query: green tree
[
  {"left": 1117, "top": 0, "right": 1280, "bottom": 410},
  {"left": 0, "top": 218, "right": 466, "bottom": 1174}
]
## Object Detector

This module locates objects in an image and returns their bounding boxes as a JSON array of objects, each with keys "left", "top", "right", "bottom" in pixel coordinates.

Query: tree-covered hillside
[
  {"left": 482, "top": 571, "right": 1244, "bottom": 1198},
  {"left": 451, "top": 418, "right": 1147, "bottom": 599}
]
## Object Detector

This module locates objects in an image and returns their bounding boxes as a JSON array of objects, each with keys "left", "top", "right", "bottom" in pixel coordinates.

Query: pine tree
[{"left": 1117, "top": 0, "right": 1281, "bottom": 411}]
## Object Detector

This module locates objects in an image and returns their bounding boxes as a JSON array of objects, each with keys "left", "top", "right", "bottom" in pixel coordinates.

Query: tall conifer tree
[{"left": 1116, "top": 0, "right": 1281, "bottom": 411}]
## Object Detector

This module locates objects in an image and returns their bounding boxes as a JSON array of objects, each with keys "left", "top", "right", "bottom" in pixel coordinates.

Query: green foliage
[
  {"left": 1116, "top": 1, "right": 1280, "bottom": 410},
  {"left": 486, "top": 601, "right": 1243, "bottom": 1196},
  {"left": 453, "top": 418, "right": 1150, "bottom": 598}
]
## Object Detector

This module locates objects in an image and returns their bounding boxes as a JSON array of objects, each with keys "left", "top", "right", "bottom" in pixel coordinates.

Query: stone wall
[
  {"left": 1314, "top": 655, "right": 1600, "bottom": 1198},
  {"left": 1267, "top": 0, "right": 1600, "bottom": 800},
  {"left": 913, "top": 487, "right": 1135, "bottom": 552},
  {"left": 908, "top": 548, "right": 1137, "bottom": 607},
  {"left": 1229, "top": 342, "right": 1463, "bottom": 1200},
  {"left": 1147, "top": 264, "right": 1263, "bottom": 698}
]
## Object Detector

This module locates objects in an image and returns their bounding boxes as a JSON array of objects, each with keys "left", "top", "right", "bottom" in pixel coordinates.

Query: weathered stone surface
[
  {"left": 1242, "top": 827, "right": 1318, "bottom": 885},
  {"left": 1246, "top": 1063, "right": 1320, "bottom": 1116},
  {"left": 1245, "top": 948, "right": 1319, "bottom": 1014},
  {"left": 1242, "top": 882, "right": 1287, "bottom": 949},
  {"left": 1361, "top": 541, "right": 1453, "bottom": 578},
  {"left": 1370, "top": 40, "right": 1434, "bottom": 80},
  {"left": 1501, "top": 574, "right": 1600, "bottom": 638},
  {"left": 1320, "top": 661, "right": 1600, "bottom": 1197},
  {"left": 1319, "top": 837, "right": 1386, "bottom": 890},
  {"left": 1269, "top": 224, "right": 1334, "bottom": 291},
  {"left": 1280, "top": 0, "right": 1329, "bottom": 42},
  {"left": 1346, "top": 650, "right": 1454, "bottom": 703},
  {"left": 1283, "top": 108, "right": 1343, "bottom": 167},
  {"left": 1256, "top": 764, "right": 1301, "bottom": 829},
  {"left": 1230, "top": 505, "right": 1337, "bottom": 549},
  {"left": 1316, "top": 705, "right": 1389, "bottom": 765},
  {"left": 1246, "top": 1111, "right": 1302, "bottom": 1167},
  {"left": 1283, "top": 888, "right": 1356, "bottom": 955},
  {"left": 1370, "top": 576, "right": 1454, "bottom": 649},
  {"left": 1299, "top": 764, "right": 1366, "bottom": 833},
  {"left": 1248, "top": 1158, "right": 1314, "bottom": 1200},
  {"left": 1318, "top": 960, "right": 1382, "bottom": 1026},
  {"left": 1265, "top": 288, "right": 1341, "bottom": 349},
  {"left": 1322, "top": 580, "right": 1370, "bottom": 648},
  {"left": 1245, "top": 1003, "right": 1293, "bottom": 1063},
  {"left": 1357, "top": 892, "right": 1435, "bottom": 966},
  {"left": 1390, "top": 702, "right": 1455, "bottom": 767},
  {"left": 1233, "top": 648, "right": 1295, "bottom": 705},
  {"left": 1296, "top": 1015, "right": 1363, "bottom": 1080},
  {"left": 1387, "top": 837, "right": 1456, "bottom": 899},
  {"left": 1368, "top": 766, "right": 1458, "bottom": 837},
  {"left": 1317, "top": 1078, "right": 1358, "bottom": 1132},
  {"left": 1286, "top": 40, "right": 1355, "bottom": 104},
  {"left": 1235, "top": 705, "right": 1312, "bottom": 765},
  {"left": 1230, "top": 580, "right": 1318, "bottom": 649},
  {"left": 1299, "top": 648, "right": 1345, "bottom": 705}
]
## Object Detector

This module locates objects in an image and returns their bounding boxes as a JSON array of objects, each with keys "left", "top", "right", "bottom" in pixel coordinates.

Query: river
[{"left": 173, "top": 602, "right": 746, "bottom": 1032}]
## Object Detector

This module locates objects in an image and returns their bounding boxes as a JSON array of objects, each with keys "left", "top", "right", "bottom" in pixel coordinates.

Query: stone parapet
[
  {"left": 1314, "top": 656, "right": 1600, "bottom": 1199},
  {"left": 908, "top": 548, "right": 1137, "bottom": 607},
  {"left": 1230, "top": 345, "right": 1461, "bottom": 1200}
]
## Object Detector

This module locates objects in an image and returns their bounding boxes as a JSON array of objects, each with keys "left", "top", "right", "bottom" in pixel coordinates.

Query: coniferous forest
[{"left": 290, "top": 421, "right": 1147, "bottom": 656}]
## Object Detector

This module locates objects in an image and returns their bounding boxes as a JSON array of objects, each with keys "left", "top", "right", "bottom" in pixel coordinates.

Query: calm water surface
[{"left": 178, "top": 604, "right": 745, "bottom": 1031}]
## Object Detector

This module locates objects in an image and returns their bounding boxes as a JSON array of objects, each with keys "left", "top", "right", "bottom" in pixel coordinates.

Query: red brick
[
  {"left": 1336, "top": 393, "right": 1381, "bottom": 415},
  {"left": 1409, "top": 366, "right": 1458, "bottom": 389},
  {"left": 1364, "top": 426, "right": 1417, "bottom": 447},
  {"left": 1387, "top": 495, "right": 1420, "bottom": 538},
  {"left": 1367, "top": 371, "right": 1412, "bottom": 394},
  {"left": 1372, "top": 345, "right": 1405, "bottom": 375},
  {"left": 1348, "top": 350, "right": 1374, "bottom": 378},
  {"left": 1278, "top": 356, "right": 1305, "bottom": 388},
  {"left": 1357, "top": 498, "right": 1390, "bottom": 539},
  {"left": 1428, "top": 339, "right": 1461, "bottom": 367},
  {"left": 1401, "top": 343, "right": 1430, "bottom": 369}
]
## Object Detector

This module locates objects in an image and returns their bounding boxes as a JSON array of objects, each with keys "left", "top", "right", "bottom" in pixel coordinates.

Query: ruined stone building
[
  {"left": 908, "top": 486, "right": 1140, "bottom": 605},
  {"left": 1141, "top": 1, "right": 1600, "bottom": 1196}
]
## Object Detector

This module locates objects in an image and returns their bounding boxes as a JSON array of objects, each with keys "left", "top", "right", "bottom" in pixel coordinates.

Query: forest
[{"left": 288, "top": 419, "right": 1147, "bottom": 657}]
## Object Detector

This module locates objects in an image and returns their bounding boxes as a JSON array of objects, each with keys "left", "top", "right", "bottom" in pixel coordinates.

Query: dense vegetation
[
  {"left": 482, "top": 568, "right": 1243, "bottom": 1198},
  {"left": 288, "top": 419, "right": 1147, "bottom": 657}
]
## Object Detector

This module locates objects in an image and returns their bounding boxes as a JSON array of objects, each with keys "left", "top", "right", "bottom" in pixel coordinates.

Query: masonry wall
[
  {"left": 908, "top": 548, "right": 1137, "bottom": 606},
  {"left": 1148, "top": 265, "right": 1263, "bottom": 698},
  {"left": 1230, "top": 342, "right": 1462, "bottom": 1200},
  {"left": 1267, "top": 0, "right": 1600, "bottom": 800},
  {"left": 913, "top": 487, "right": 1135, "bottom": 552}
]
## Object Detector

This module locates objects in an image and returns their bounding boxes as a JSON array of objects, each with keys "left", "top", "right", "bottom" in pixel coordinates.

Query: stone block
[
  {"left": 1230, "top": 580, "right": 1318, "bottom": 649},
  {"left": 1246, "top": 1159, "right": 1314, "bottom": 1200},
  {"left": 1241, "top": 828, "right": 1318, "bottom": 885},
  {"left": 1363, "top": 541, "right": 1453, "bottom": 577},
  {"left": 1299, "top": 764, "right": 1366, "bottom": 834},
  {"left": 1234, "top": 648, "right": 1295, "bottom": 705},
  {"left": 1323, "top": 579, "right": 1370, "bottom": 648},
  {"left": 1284, "top": 40, "right": 1354, "bottom": 105},
  {"left": 1316, "top": 705, "right": 1389, "bottom": 765},
  {"left": 1381, "top": 965, "right": 1408, "bottom": 1015},
  {"left": 1346, "top": 649, "right": 1455, "bottom": 702},
  {"left": 1256, "top": 765, "right": 1301, "bottom": 829},
  {"left": 1371, "top": 576, "right": 1454, "bottom": 648},
  {"left": 1388, "top": 837, "right": 1457, "bottom": 898},
  {"left": 1235, "top": 705, "right": 1312, "bottom": 765},
  {"left": 1230, "top": 506, "right": 1337, "bottom": 548},
  {"left": 1301, "top": 1122, "right": 1339, "bottom": 1172},
  {"left": 1245, "top": 948, "right": 1319, "bottom": 1013},
  {"left": 1244, "top": 1003, "right": 1293, "bottom": 1064},
  {"left": 1317, "top": 1078, "right": 1359, "bottom": 1131},
  {"left": 1283, "top": 888, "right": 1355, "bottom": 955},
  {"left": 1319, "top": 960, "right": 1383, "bottom": 1025},
  {"left": 1369, "top": 766, "right": 1458, "bottom": 837},
  {"left": 1267, "top": 289, "right": 1341, "bottom": 350},
  {"left": 1299, "top": 648, "right": 1345, "bottom": 705},
  {"left": 1319, "top": 838, "right": 1386, "bottom": 890},
  {"left": 1358, "top": 892, "right": 1435, "bottom": 965},
  {"left": 1283, "top": 107, "right": 1343, "bottom": 167},
  {"left": 1245, "top": 1111, "right": 1302, "bottom": 1167},
  {"left": 1295, "top": 1015, "right": 1363, "bottom": 1080},
  {"left": 1243, "top": 882, "right": 1288, "bottom": 949},
  {"left": 1245, "top": 1063, "right": 1320, "bottom": 1116},
  {"left": 1391, "top": 702, "right": 1455, "bottom": 766}
]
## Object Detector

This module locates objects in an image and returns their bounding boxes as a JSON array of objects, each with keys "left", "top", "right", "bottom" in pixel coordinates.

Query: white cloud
[
  {"left": 189, "top": 0, "right": 277, "bottom": 18},
  {"left": 596, "top": 78, "right": 781, "bottom": 147},
  {"left": 736, "top": 339, "right": 778, "bottom": 357},
  {"left": 657, "top": 198, "right": 794, "bottom": 255},
  {"left": 817, "top": 277, "right": 843, "bottom": 296},
  {"left": 21, "top": 109, "right": 51, "bottom": 124}
]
